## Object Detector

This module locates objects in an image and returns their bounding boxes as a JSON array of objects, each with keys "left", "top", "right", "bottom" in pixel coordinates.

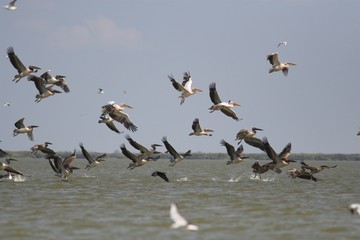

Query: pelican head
[
  {"left": 252, "top": 127, "right": 263, "bottom": 132},
  {"left": 228, "top": 100, "right": 240, "bottom": 107}
]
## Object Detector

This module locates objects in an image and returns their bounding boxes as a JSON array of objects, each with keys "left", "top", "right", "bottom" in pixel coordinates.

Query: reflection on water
[{"left": 1, "top": 159, "right": 360, "bottom": 239}]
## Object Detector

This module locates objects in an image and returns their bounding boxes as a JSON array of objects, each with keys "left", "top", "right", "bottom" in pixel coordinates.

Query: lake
[{"left": 1, "top": 158, "right": 360, "bottom": 240}]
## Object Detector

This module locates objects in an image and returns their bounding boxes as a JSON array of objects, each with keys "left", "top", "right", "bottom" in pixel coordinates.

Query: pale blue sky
[{"left": 0, "top": 0, "right": 359, "bottom": 154}]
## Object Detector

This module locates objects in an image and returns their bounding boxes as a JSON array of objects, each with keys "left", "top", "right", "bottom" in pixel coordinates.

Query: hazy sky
[{"left": 0, "top": 0, "right": 359, "bottom": 154}]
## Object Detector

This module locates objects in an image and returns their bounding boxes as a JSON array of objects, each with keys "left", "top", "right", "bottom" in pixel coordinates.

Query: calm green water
[{"left": 1, "top": 158, "right": 360, "bottom": 240}]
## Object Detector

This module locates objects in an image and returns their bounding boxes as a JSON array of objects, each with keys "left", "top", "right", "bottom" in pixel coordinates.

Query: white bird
[
  {"left": 79, "top": 143, "right": 106, "bottom": 170},
  {"left": 101, "top": 101, "right": 137, "bottom": 132},
  {"left": 277, "top": 41, "right": 288, "bottom": 47},
  {"left": 13, "top": 117, "right": 38, "bottom": 141},
  {"left": 189, "top": 118, "right": 213, "bottom": 136},
  {"left": 98, "top": 88, "right": 104, "bottom": 94},
  {"left": 40, "top": 71, "right": 70, "bottom": 93},
  {"left": 170, "top": 203, "right": 199, "bottom": 231},
  {"left": 349, "top": 204, "right": 360, "bottom": 215},
  {"left": 4, "top": 0, "right": 17, "bottom": 10},
  {"left": 3, "top": 102, "right": 10, "bottom": 107},
  {"left": 28, "top": 75, "right": 62, "bottom": 103},
  {"left": 162, "top": 136, "right": 191, "bottom": 167},
  {"left": 169, "top": 71, "right": 202, "bottom": 105},
  {"left": 267, "top": 52, "right": 296, "bottom": 76}
]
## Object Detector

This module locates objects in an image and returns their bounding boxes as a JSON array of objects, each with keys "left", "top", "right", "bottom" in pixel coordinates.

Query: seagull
[
  {"left": 40, "top": 71, "right": 70, "bottom": 93},
  {"left": 169, "top": 71, "right": 202, "bottom": 105},
  {"left": 262, "top": 137, "right": 295, "bottom": 173},
  {"left": 6, "top": 47, "right": 41, "bottom": 82},
  {"left": 208, "top": 82, "right": 241, "bottom": 121},
  {"left": 349, "top": 204, "right": 360, "bottom": 215},
  {"left": 101, "top": 101, "right": 137, "bottom": 132},
  {"left": 98, "top": 115, "right": 123, "bottom": 134},
  {"left": 98, "top": 88, "right": 104, "bottom": 94},
  {"left": 3, "top": 102, "right": 10, "bottom": 107},
  {"left": 28, "top": 75, "right": 62, "bottom": 103},
  {"left": 267, "top": 52, "right": 296, "bottom": 76},
  {"left": 125, "top": 135, "right": 161, "bottom": 159},
  {"left": 300, "top": 160, "right": 337, "bottom": 174},
  {"left": 189, "top": 118, "right": 214, "bottom": 136},
  {"left": 4, "top": 0, "right": 17, "bottom": 10},
  {"left": 120, "top": 143, "right": 150, "bottom": 170},
  {"left": 162, "top": 136, "right": 191, "bottom": 167},
  {"left": 13, "top": 117, "right": 38, "bottom": 141},
  {"left": 170, "top": 203, "right": 199, "bottom": 231},
  {"left": 277, "top": 41, "right": 288, "bottom": 47},
  {"left": 220, "top": 140, "right": 249, "bottom": 165},
  {"left": 151, "top": 171, "right": 169, "bottom": 182},
  {"left": 79, "top": 143, "right": 106, "bottom": 170}
]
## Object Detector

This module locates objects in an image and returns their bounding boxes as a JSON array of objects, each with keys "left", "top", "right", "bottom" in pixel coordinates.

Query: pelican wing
[
  {"left": 220, "top": 107, "right": 239, "bottom": 121},
  {"left": 162, "top": 137, "right": 180, "bottom": 159},
  {"left": 125, "top": 135, "right": 148, "bottom": 153},
  {"left": 279, "top": 143, "right": 291, "bottom": 160},
  {"left": 182, "top": 71, "right": 192, "bottom": 92},
  {"left": 63, "top": 151, "right": 76, "bottom": 169},
  {"left": 79, "top": 143, "right": 94, "bottom": 164},
  {"left": 220, "top": 139, "right": 235, "bottom": 160},
  {"left": 0, "top": 149, "right": 8, "bottom": 158},
  {"left": 55, "top": 78, "right": 70, "bottom": 93},
  {"left": 209, "top": 82, "right": 222, "bottom": 104},
  {"left": 151, "top": 171, "right": 169, "bottom": 182},
  {"left": 28, "top": 75, "right": 47, "bottom": 94},
  {"left": 6, "top": 47, "right": 26, "bottom": 73},
  {"left": 4, "top": 165, "right": 23, "bottom": 176},
  {"left": 120, "top": 144, "right": 138, "bottom": 163},
  {"left": 48, "top": 159, "right": 60, "bottom": 174},
  {"left": 170, "top": 203, "right": 188, "bottom": 228},
  {"left": 267, "top": 52, "right": 280, "bottom": 66},
  {"left": 14, "top": 117, "right": 25, "bottom": 129},
  {"left": 262, "top": 137, "right": 279, "bottom": 163},
  {"left": 109, "top": 112, "right": 138, "bottom": 132},
  {"left": 191, "top": 118, "right": 202, "bottom": 132}
]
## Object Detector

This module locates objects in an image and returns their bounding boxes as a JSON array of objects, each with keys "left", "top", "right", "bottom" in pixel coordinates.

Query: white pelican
[
  {"left": 101, "top": 101, "right": 137, "bottom": 132},
  {"left": 6, "top": 47, "right": 41, "bottom": 82},
  {"left": 220, "top": 140, "right": 248, "bottom": 165},
  {"left": 170, "top": 203, "right": 199, "bottom": 231},
  {"left": 98, "top": 115, "right": 123, "bottom": 134},
  {"left": 235, "top": 127, "right": 263, "bottom": 143},
  {"left": 151, "top": 171, "right": 169, "bottom": 182},
  {"left": 169, "top": 71, "right": 202, "bottom": 105},
  {"left": 79, "top": 143, "right": 106, "bottom": 170},
  {"left": 261, "top": 137, "right": 295, "bottom": 173},
  {"left": 349, "top": 204, "right": 360, "bottom": 215},
  {"left": 0, "top": 158, "right": 23, "bottom": 176},
  {"left": 300, "top": 161, "right": 337, "bottom": 174},
  {"left": 162, "top": 136, "right": 191, "bottom": 167},
  {"left": 267, "top": 52, "right": 296, "bottom": 76},
  {"left": 120, "top": 144, "right": 150, "bottom": 170},
  {"left": 287, "top": 168, "right": 317, "bottom": 182},
  {"left": 189, "top": 118, "right": 213, "bottom": 136},
  {"left": 13, "top": 117, "right": 38, "bottom": 141},
  {"left": 40, "top": 71, "right": 70, "bottom": 93},
  {"left": 208, "top": 82, "right": 241, "bottom": 121},
  {"left": 31, "top": 142, "right": 55, "bottom": 155},
  {"left": 4, "top": 0, "right": 16, "bottom": 10},
  {"left": 47, "top": 151, "right": 78, "bottom": 180},
  {"left": 277, "top": 41, "right": 287, "bottom": 47},
  {"left": 125, "top": 135, "right": 161, "bottom": 159},
  {"left": 27, "top": 75, "right": 62, "bottom": 103}
]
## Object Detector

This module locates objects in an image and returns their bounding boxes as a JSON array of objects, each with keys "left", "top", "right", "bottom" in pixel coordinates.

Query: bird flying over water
[
  {"left": 236, "top": 127, "right": 263, "bottom": 143},
  {"left": 0, "top": 158, "right": 23, "bottom": 176},
  {"left": 6, "top": 47, "right": 41, "bottom": 82},
  {"left": 40, "top": 71, "right": 70, "bottom": 93},
  {"left": 162, "top": 136, "right": 191, "bottom": 167},
  {"left": 125, "top": 135, "right": 161, "bottom": 159},
  {"left": 208, "top": 82, "right": 241, "bottom": 121},
  {"left": 13, "top": 117, "right": 38, "bottom": 141},
  {"left": 79, "top": 143, "right": 106, "bottom": 170},
  {"left": 169, "top": 71, "right": 202, "bottom": 105},
  {"left": 267, "top": 52, "right": 296, "bottom": 76},
  {"left": 101, "top": 101, "right": 138, "bottom": 132},
  {"left": 120, "top": 143, "right": 150, "bottom": 170},
  {"left": 220, "top": 139, "right": 249, "bottom": 165},
  {"left": 98, "top": 115, "right": 123, "bottom": 134},
  {"left": 28, "top": 75, "right": 62, "bottom": 103},
  {"left": 349, "top": 204, "right": 360, "bottom": 215},
  {"left": 151, "top": 171, "right": 169, "bottom": 182},
  {"left": 189, "top": 118, "right": 213, "bottom": 136},
  {"left": 262, "top": 137, "right": 295, "bottom": 173},
  {"left": 4, "top": 0, "right": 17, "bottom": 10},
  {"left": 170, "top": 203, "right": 199, "bottom": 231},
  {"left": 287, "top": 168, "right": 317, "bottom": 182},
  {"left": 300, "top": 161, "right": 337, "bottom": 174}
]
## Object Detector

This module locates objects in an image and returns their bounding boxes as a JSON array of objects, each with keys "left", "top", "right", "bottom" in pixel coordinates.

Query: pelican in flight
[
  {"left": 170, "top": 203, "right": 199, "bottom": 231},
  {"left": 287, "top": 168, "right": 317, "bottom": 182},
  {"left": 151, "top": 171, "right": 169, "bottom": 182},
  {"left": 13, "top": 117, "right": 38, "bottom": 141},
  {"left": 208, "top": 82, "right": 241, "bottom": 121},
  {"left": 236, "top": 127, "right": 263, "bottom": 143},
  {"left": 220, "top": 139, "right": 248, "bottom": 165},
  {"left": 251, "top": 161, "right": 270, "bottom": 179},
  {"left": 40, "top": 71, "right": 70, "bottom": 93},
  {"left": 120, "top": 144, "right": 150, "bottom": 170},
  {"left": 98, "top": 115, "right": 123, "bottom": 134},
  {"left": 47, "top": 151, "right": 78, "bottom": 180},
  {"left": 79, "top": 143, "right": 106, "bottom": 170},
  {"left": 162, "top": 136, "right": 191, "bottom": 167},
  {"left": 6, "top": 47, "right": 41, "bottom": 82},
  {"left": 101, "top": 101, "right": 137, "bottom": 132},
  {"left": 267, "top": 52, "right": 296, "bottom": 76},
  {"left": 169, "top": 71, "right": 202, "bottom": 105},
  {"left": 277, "top": 41, "right": 287, "bottom": 47},
  {"left": 189, "top": 118, "right": 213, "bottom": 136},
  {"left": 4, "top": 0, "right": 17, "bottom": 10},
  {"left": 0, "top": 158, "right": 23, "bottom": 176},
  {"left": 262, "top": 137, "right": 295, "bottom": 173},
  {"left": 31, "top": 142, "right": 55, "bottom": 155},
  {"left": 300, "top": 161, "right": 337, "bottom": 174},
  {"left": 28, "top": 75, "right": 62, "bottom": 103},
  {"left": 125, "top": 135, "right": 161, "bottom": 159}
]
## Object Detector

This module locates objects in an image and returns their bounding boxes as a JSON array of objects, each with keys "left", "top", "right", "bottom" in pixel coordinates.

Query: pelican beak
[
  {"left": 254, "top": 128, "right": 263, "bottom": 131},
  {"left": 232, "top": 101, "right": 241, "bottom": 107}
]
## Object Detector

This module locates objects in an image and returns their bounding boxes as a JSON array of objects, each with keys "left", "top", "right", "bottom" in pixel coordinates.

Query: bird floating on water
[
  {"left": 169, "top": 71, "right": 202, "bottom": 105},
  {"left": 4, "top": 0, "right": 17, "bottom": 10},
  {"left": 170, "top": 203, "right": 199, "bottom": 231},
  {"left": 6, "top": 46, "right": 41, "bottom": 82},
  {"left": 267, "top": 52, "right": 296, "bottom": 76},
  {"left": 13, "top": 117, "right": 38, "bottom": 141},
  {"left": 189, "top": 118, "right": 213, "bottom": 136},
  {"left": 349, "top": 204, "right": 360, "bottom": 215},
  {"left": 208, "top": 82, "right": 241, "bottom": 121}
]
